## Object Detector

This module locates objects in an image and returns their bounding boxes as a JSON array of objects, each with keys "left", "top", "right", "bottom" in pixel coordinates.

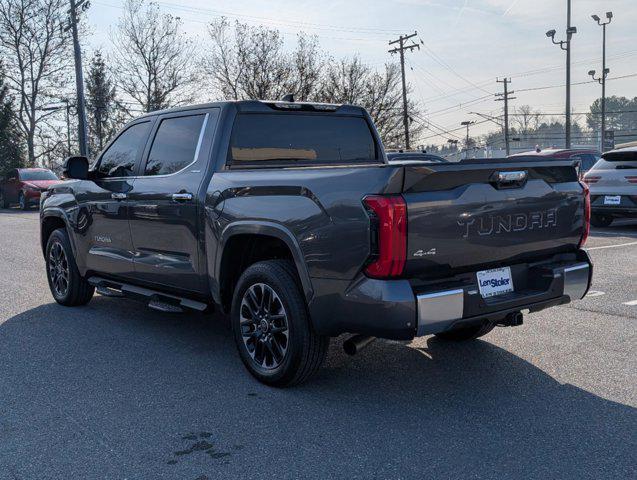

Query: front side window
[
  {"left": 97, "top": 122, "right": 151, "bottom": 178},
  {"left": 229, "top": 114, "right": 379, "bottom": 167},
  {"left": 144, "top": 115, "right": 206, "bottom": 176}
]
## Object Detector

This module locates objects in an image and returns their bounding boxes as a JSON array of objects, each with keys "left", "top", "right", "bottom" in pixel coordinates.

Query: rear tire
[
  {"left": 18, "top": 192, "right": 28, "bottom": 210},
  {"left": 45, "top": 228, "right": 94, "bottom": 306},
  {"left": 434, "top": 322, "right": 495, "bottom": 341},
  {"left": 590, "top": 213, "right": 613, "bottom": 228},
  {"left": 231, "top": 260, "right": 328, "bottom": 387},
  {"left": 0, "top": 190, "right": 8, "bottom": 208}
]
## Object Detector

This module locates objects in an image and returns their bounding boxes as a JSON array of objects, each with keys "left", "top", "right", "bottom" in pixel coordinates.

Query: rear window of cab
[{"left": 228, "top": 113, "right": 379, "bottom": 167}]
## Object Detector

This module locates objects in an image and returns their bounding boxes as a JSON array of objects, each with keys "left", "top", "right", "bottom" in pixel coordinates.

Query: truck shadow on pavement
[{"left": 1, "top": 297, "right": 635, "bottom": 479}]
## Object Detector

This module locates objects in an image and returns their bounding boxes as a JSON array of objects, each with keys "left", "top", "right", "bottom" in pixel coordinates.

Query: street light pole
[
  {"left": 460, "top": 121, "right": 475, "bottom": 159},
  {"left": 590, "top": 12, "right": 612, "bottom": 151},
  {"left": 546, "top": 0, "right": 577, "bottom": 149}
]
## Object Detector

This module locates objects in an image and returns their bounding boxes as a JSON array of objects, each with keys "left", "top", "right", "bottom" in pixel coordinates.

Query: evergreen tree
[
  {"left": 0, "top": 61, "right": 24, "bottom": 177},
  {"left": 85, "top": 51, "right": 119, "bottom": 155}
]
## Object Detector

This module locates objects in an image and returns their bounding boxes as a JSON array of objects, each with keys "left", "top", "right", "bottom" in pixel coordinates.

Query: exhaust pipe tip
[
  {"left": 343, "top": 335, "right": 376, "bottom": 356},
  {"left": 504, "top": 311, "right": 524, "bottom": 327}
]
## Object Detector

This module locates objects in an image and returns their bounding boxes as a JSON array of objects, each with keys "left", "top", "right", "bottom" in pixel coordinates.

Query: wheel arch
[
  {"left": 215, "top": 221, "right": 314, "bottom": 313},
  {"left": 40, "top": 210, "right": 73, "bottom": 257}
]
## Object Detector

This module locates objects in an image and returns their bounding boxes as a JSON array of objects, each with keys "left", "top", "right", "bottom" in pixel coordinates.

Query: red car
[
  {"left": 508, "top": 148, "right": 602, "bottom": 177},
  {"left": 0, "top": 168, "right": 60, "bottom": 210}
]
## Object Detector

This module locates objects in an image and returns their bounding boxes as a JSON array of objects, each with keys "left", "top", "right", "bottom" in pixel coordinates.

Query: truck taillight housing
[
  {"left": 579, "top": 180, "right": 590, "bottom": 248},
  {"left": 363, "top": 195, "right": 407, "bottom": 278}
]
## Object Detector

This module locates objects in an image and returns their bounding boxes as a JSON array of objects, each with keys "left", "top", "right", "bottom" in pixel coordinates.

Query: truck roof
[{"left": 136, "top": 100, "right": 365, "bottom": 118}]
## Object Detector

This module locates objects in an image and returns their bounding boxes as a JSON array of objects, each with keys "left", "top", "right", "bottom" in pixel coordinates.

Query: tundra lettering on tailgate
[{"left": 458, "top": 208, "right": 557, "bottom": 238}]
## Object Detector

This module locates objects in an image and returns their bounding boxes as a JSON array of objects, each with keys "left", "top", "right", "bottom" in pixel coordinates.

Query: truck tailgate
[{"left": 400, "top": 161, "right": 585, "bottom": 278}]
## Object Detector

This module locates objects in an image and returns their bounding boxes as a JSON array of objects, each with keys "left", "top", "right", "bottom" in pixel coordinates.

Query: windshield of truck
[{"left": 229, "top": 113, "right": 379, "bottom": 166}]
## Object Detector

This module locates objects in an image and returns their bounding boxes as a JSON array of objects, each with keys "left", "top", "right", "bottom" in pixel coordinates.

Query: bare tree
[
  {"left": 204, "top": 20, "right": 421, "bottom": 146},
  {"left": 205, "top": 19, "right": 323, "bottom": 101},
  {"left": 512, "top": 105, "right": 540, "bottom": 136},
  {"left": 317, "top": 58, "right": 422, "bottom": 146},
  {"left": 112, "top": 0, "right": 196, "bottom": 112},
  {"left": 0, "top": 0, "right": 73, "bottom": 165}
]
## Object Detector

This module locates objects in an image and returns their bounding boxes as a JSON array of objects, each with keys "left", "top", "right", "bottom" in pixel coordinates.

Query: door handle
[
  {"left": 111, "top": 192, "right": 127, "bottom": 200},
  {"left": 172, "top": 192, "right": 193, "bottom": 202}
]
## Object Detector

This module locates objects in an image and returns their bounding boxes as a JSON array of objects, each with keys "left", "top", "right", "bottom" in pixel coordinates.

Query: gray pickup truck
[{"left": 40, "top": 99, "right": 592, "bottom": 386}]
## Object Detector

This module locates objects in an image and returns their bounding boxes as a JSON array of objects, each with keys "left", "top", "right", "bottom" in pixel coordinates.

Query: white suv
[{"left": 584, "top": 147, "right": 637, "bottom": 227}]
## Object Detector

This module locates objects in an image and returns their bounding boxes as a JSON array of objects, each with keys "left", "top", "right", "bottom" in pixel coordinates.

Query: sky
[{"left": 85, "top": 0, "right": 637, "bottom": 145}]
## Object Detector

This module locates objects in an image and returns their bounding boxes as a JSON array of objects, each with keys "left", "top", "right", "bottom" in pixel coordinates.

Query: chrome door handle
[
  {"left": 111, "top": 192, "right": 127, "bottom": 200},
  {"left": 172, "top": 192, "right": 193, "bottom": 202}
]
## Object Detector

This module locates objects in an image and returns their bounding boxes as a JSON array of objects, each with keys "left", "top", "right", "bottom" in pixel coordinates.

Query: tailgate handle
[{"left": 492, "top": 170, "right": 527, "bottom": 189}]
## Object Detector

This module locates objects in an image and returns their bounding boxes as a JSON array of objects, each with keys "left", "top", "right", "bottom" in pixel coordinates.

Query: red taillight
[
  {"left": 363, "top": 195, "right": 407, "bottom": 278},
  {"left": 579, "top": 181, "right": 590, "bottom": 248},
  {"left": 583, "top": 175, "right": 600, "bottom": 184},
  {"left": 625, "top": 176, "right": 637, "bottom": 184}
]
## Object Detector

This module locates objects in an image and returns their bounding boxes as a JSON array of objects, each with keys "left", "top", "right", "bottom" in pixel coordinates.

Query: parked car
[
  {"left": 509, "top": 148, "right": 601, "bottom": 177},
  {"left": 0, "top": 168, "right": 59, "bottom": 210},
  {"left": 583, "top": 146, "right": 637, "bottom": 227},
  {"left": 40, "top": 99, "right": 592, "bottom": 386},
  {"left": 386, "top": 150, "right": 448, "bottom": 164}
]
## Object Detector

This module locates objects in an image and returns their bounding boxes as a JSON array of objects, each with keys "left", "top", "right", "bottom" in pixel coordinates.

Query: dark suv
[{"left": 40, "top": 100, "right": 592, "bottom": 386}]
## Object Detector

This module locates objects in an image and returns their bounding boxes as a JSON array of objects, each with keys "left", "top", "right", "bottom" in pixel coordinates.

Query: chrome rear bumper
[{"left": 416, "top": 259, "right": 591, "bottom": 337}]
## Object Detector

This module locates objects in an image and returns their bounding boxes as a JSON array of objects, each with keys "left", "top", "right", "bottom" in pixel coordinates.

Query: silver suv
[{"left": 584, "top": 147, "right": 637, "bottom": 227}]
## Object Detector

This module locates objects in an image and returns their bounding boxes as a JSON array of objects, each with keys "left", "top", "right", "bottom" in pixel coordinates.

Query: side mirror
[{"left": 63, "top": 156, "right": 89, "bottom": 180}]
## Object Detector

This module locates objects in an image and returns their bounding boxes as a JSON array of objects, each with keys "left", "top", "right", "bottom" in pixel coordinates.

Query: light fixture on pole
[{"left": 590, "top": 11, "right": 612, "bottom": 151}]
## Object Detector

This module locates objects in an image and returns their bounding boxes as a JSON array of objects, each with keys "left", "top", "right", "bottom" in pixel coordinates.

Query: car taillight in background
[
  {"left": 625, "top": 176, "right": 637, "bottom": 184},
  {"left": 583, "top": 175, "right": 600, "bottom": 184},
  {"left": 578, "top": 181, "right": 590, "bottom": 248},
  {"left": 363, "top": 195, "right": 407, "bottom": 278}
]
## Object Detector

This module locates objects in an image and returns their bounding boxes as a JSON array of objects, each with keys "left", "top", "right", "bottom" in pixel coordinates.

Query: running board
[{"left": 88, "top": 276, "right": 208, "bottom": 312}]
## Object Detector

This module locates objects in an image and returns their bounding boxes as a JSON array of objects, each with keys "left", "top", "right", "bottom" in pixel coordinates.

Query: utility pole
[
  {"left": 589, "top": 11, "right": 612, "bottom": 151},
  {"left": 546, "top": 0, "right": 577, "bottom": 148},
  {"left": 388, "top": 32, "right": 420, "bottom": 150},
  {"left": 460, "top": 121, "right": 475, "bottom": 159},
  {"left": 495, "top": 78, "right": 516, "bottom": 156},
  {"left": 64, "top": 0, "right": 90, "bottom": 156}
]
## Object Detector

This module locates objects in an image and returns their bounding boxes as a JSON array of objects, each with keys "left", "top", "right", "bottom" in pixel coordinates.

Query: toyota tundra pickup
[{"left": 40, "top": 99, "right": 592, "bottom": 386}]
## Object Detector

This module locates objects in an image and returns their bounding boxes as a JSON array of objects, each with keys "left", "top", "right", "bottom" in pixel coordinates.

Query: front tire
[
  {"left": 45, "top": 228, "right": 94, "bottom": 306},
  {"left": 590, "top": 213, "right": 613, "bottom": 228},
  {"left": 231, "top": 260, "right": 328, "bottom": 387},
  {"left": 434, "top": 322, "right": 495, "bottom": 341}
]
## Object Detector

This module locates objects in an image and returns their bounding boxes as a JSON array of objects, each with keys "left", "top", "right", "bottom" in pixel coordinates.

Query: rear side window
[
  {"left": 97, "top": 122, "right": 151, "bottom": 177},
  {"left": 144, "top": 115, "right": 206, "bottom": 176},
  {"left": 228, "top": 114, "right": 379, "bottom": 167}
]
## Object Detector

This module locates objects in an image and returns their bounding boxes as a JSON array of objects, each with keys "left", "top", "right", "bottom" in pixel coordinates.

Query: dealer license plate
[
  {"left": 477, "top": 267, "right": 514, "bottom": 298},
  {"left": 604, "top": 195, "right": 621, "bottom": 205}
]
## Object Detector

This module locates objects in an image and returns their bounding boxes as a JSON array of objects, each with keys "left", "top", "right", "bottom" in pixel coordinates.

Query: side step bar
[{"left": 88, "top": 276, "right": 209, "bottom": 313}]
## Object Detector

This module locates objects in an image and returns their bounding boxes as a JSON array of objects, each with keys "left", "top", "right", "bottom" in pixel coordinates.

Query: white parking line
[
  {"left": 586, "top": 241, "right": 637, "bottom": 251},
  {"left": 622, "top": 300, "right": 637, "bottom": 306},
  {"left": 585, "top": 290, "right": 605, "bottom": 297}
]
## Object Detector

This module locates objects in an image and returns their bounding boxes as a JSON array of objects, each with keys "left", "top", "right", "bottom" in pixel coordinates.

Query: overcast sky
[{"left": 87, "top": 0, "right": 637, "bottom": 145}]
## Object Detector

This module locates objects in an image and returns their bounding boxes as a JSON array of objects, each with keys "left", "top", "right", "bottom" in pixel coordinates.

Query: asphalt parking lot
[{"left": 0, "top": 209, "right": 635, "bottom": 480}]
